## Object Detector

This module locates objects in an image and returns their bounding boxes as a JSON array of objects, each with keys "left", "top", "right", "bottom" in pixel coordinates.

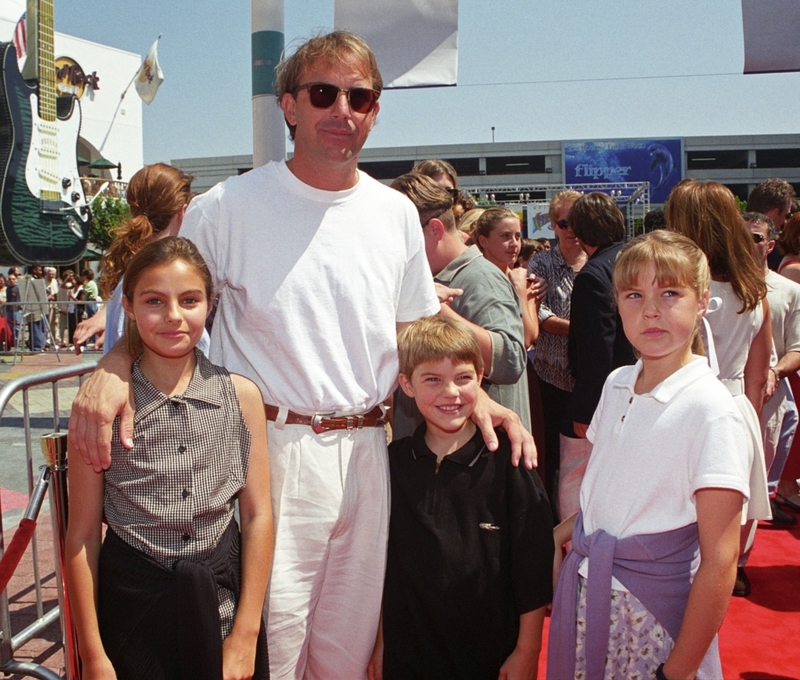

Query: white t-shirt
[
  {"left": 181, "top": 161, "right": 439, "bottom": 413},
  {"left": 581, "top": 357, "right": 751, "bottom": 541},
  {"left": 765, "top": 269, "right": 800, "bottom": 359}
]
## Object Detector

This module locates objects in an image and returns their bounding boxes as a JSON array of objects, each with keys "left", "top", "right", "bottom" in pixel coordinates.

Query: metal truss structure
[{"left": 467, "top": 182, "right": 651, "bottom": 240}]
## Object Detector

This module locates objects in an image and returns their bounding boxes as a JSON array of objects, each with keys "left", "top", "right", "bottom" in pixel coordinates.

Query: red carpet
[
  {"left": 1, "top": 486, "right": 30, "bottom": 511},
  {"left": 537, "top": 518, "right": 800, "bottom": 678},
  {"left": 719, "top": 519, "right": 800, "bottom": 680}
]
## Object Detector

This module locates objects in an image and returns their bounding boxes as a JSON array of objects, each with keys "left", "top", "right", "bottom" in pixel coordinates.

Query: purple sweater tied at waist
[{"left": 548, "top": 511, "right": 723, "bottom": 680}]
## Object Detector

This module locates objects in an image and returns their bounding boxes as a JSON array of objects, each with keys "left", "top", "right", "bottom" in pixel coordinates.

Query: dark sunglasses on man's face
[
  {"left": 556, "top": 219, "right": 570, "bottom": 230},
  {"left": 293, "top": 82, "right": 380, "bottom": 114},
  {"left": 752, "top": 232, "right": 767, "bottom": 244}
]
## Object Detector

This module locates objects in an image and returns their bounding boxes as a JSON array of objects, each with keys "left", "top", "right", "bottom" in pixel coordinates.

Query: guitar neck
[{"left": 37, "top": 0, "right": 56, "bottom": 123}]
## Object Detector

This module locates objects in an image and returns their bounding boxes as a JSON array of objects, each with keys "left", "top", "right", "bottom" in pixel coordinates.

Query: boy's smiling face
[{"left": 398, "top": 358, "right": 483, "bottom": 438}]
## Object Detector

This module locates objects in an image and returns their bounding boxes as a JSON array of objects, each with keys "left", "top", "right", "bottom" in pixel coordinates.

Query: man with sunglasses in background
[
  {"left": 70, "top": 31, "right": 533, "bottom": 680},
  {"left": 746, "top": 178, "right": 796, "bottom": 271},
  {"left": 744, "top": 214, "right": 800, "bottom": 529}
]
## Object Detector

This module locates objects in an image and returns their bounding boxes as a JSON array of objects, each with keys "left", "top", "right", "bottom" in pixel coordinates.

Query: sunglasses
[
  {"left": 556, "top": 219, "right": 570, "bottom": 230},
  {"left": 752, "top": 232, "right": 767, "bottom": 243},
  {"left": 293, "top": 82, "right": 380, "bottom": 114}
]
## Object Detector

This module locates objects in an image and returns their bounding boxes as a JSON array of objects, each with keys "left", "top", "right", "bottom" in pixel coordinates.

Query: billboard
[
  {"left": 526, "top": 202, "right": 555, "bottom": 241},
  {"left": 564, "top": 139, "right": 682, "bottom": 204}
]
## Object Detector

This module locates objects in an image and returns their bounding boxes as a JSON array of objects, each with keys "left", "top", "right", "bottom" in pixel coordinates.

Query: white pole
[{"left": 252, "top": 0, "right": 286, "bottom": 167}]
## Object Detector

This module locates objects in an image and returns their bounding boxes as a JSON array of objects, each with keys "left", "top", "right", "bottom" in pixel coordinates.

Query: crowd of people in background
[{"left": 0, "top": 263, "right": 102, "bottom": 352}]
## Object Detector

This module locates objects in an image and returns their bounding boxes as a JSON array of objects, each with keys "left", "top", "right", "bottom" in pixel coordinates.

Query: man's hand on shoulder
[
  {"left": 471, "top": 390, "right": 537, "bottom": 469},
  {"left": 69, "top": 344, "right": 135, "bottom": 471}
]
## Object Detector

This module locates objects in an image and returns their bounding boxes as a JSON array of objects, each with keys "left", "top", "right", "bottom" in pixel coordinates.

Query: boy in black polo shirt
[{"left": 369, "top": 316, "right": 553, "bottom": 680}]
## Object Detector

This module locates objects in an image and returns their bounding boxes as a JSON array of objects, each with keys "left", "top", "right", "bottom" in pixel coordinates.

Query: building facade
[{"left": 174, "top": 135, "right": 800, "bottom": 205}]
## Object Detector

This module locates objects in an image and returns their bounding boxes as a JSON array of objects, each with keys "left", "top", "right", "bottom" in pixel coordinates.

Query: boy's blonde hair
[
  {"left": 613, "top": 230, "right": 710, "bottom": 354},
  {"left": 398, "top": 316, "right": 483, "bottom": 378}
]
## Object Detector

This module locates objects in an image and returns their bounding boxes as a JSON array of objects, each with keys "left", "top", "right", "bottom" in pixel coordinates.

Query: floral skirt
[{"left": 574, "top": 575, "right": 674, "bottom": 680}]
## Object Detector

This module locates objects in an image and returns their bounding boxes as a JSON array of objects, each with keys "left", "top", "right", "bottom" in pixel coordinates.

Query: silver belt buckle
[
  {"left": 346, "top": 415, "right": 365, "bottom": 430},
  {"left": 311, "top": 411, "right": 336, "bottom": 434}
]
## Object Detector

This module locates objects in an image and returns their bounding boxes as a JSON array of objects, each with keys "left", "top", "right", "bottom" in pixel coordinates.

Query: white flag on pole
[
  {"left": 135, "top": 38, "right": 164, "bottom": 104},
  {"left": 334, "top": 0, "right": 458, "bottom": 89}
]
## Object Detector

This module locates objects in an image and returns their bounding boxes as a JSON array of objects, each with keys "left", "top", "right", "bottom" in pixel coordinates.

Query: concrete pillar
[{"left": 252, "top": 0, "right": 285, "bottom": 166}]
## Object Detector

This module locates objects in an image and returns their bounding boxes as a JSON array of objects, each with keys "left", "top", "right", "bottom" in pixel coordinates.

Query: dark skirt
[{"left": 98, "top": 521, "right": 269, "bottom": 680}]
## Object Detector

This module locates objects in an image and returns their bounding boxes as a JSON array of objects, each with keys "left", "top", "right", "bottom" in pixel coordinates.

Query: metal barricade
[
  {"left": 0, "top": 362, "right": 98, "bottom": 679},
  {"left": 0, "top": 300, "right": 104, "bottom": 358}
]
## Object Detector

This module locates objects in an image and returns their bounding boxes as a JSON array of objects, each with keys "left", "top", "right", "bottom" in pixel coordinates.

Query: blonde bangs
[{"left": 614, "top": 231, "right": 710, "bottom": 298}]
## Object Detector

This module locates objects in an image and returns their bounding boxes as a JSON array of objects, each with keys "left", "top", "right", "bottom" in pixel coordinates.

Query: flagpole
[
  {"left": 98, "top": 35, "right": 162, "bottom": 154},
  {"left": 252, "top": 0, "right": 285, "bottom": 166}
]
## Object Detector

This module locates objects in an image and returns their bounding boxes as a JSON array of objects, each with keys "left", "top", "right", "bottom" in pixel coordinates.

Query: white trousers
[{"left": 266, "top": 422, "right": 390, "bottom": 680}]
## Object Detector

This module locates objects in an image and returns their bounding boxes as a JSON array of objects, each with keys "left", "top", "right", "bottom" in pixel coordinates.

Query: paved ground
[{"left": 0, "top": 349, "right": 100, "bottom": 679}]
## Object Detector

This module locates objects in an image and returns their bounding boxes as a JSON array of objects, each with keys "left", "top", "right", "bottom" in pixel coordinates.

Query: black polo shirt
[{"left": 383, "top": 424, "right": 554, "bottom": 680}]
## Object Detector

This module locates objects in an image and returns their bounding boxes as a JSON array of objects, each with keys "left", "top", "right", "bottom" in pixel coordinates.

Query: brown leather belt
[{"left": 264, "top": 404, "right": 386, "bottom": 434}]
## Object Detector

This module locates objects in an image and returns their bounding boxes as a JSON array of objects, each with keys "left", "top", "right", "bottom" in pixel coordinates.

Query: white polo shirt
[{"left": 581, "top": 356, "right": 751, "bottom": 541}]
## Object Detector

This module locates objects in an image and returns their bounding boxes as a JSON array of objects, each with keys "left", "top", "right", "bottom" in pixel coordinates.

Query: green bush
[{"left": 89, "top": 196, "right": 130, "bottom": 254}]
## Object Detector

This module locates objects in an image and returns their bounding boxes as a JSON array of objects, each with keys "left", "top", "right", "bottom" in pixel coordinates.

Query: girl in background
[
  {"left": 73, "top": 163, "right": 195, "bottom": 354},
  {"left": 474, "top": 207, "right": 539, "bottom": 349},
  {"left": 667, "top": 179, "right": 772, "bottom": 597}
]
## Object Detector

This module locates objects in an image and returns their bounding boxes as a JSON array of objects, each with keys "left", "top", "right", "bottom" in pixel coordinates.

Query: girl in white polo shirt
[{"left": 549, "top": 231, "right": 751, "bottom": 680}]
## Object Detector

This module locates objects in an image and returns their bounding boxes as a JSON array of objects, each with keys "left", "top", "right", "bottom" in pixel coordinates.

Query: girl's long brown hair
[
  {"left": 665, "top": 179, "right": 766, "bottom": 312},
  {"left": 99, "top": 163, "right": 193, "bottom": 298}
]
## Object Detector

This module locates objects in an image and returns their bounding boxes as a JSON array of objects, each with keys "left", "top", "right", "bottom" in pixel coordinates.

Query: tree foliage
[
  {"left": 736, "top": 195, "right": 748, "bottom": 213},
  {"left": 89, "top": 196, "right": 130, "bottom": 254}
]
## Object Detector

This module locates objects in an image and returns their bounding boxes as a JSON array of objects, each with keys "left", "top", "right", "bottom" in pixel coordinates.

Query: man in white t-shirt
[
  {"left": 745, "top": 214, "right": 800, "bottom": 528},
  {"left": 69, "top": 32, "right": 533, "bottom": 679}
]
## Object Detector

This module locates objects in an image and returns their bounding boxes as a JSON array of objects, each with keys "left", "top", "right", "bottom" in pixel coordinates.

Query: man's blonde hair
[{"left": 398, "top": 316, "right": 483, "bottom": 378}]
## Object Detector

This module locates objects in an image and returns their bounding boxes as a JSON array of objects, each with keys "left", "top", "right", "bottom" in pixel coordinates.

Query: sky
[{"left": 50, "top": 0, "right": 800, "bottom": 165}]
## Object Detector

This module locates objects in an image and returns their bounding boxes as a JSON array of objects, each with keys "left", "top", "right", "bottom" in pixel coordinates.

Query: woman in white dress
[{"left": 667, "top": 179, "right": 772, "bottom": 598}]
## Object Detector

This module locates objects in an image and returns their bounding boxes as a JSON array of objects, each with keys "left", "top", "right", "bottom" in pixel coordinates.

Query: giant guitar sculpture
[{"left": 0, "top": 0, "right": 89, "bottom": 265}]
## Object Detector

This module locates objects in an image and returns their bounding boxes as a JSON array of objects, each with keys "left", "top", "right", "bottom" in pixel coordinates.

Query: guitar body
[{"left": 0, "top": 42, "right": 89, "bottom": 265}]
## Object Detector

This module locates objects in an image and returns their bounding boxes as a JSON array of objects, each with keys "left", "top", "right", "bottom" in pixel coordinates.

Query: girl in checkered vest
[{"left": 66, "top": 237, "right": 273, "bottom": 680}]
